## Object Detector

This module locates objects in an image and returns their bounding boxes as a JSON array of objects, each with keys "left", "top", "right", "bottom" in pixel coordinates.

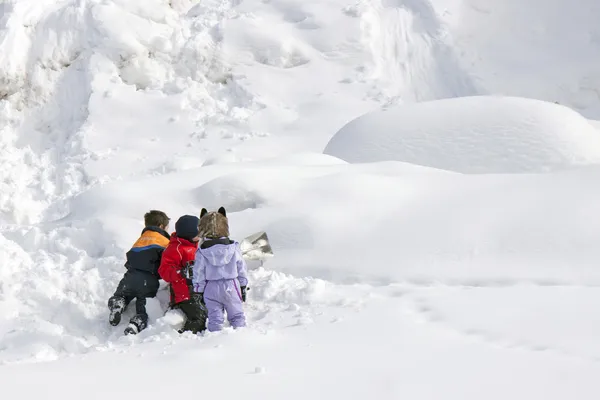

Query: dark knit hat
[{"left": 175, "top": 215, "right": 200, "bottom": 240}]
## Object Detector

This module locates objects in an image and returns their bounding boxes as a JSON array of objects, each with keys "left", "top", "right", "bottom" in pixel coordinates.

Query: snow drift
[{"left": 323, "top": 96, "right": 600, "bottom": 173}]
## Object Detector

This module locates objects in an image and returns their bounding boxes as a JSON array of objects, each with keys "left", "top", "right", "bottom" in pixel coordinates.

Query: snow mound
[
  {"left": 258, "top": 164, "right": 600, "bottom": 286},
  {"left": 323, "top": 96, "right": 600, "bottom": 173}
]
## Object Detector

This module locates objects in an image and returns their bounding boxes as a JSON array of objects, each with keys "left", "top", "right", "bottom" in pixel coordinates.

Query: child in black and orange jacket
[{"left": 107, "top": 210, "right": 171, "bottom": 335}]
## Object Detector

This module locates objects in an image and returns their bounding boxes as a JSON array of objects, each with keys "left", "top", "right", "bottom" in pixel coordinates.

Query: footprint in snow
[{"left": 413, "top": 299, "right": 600, "bottom": 363}]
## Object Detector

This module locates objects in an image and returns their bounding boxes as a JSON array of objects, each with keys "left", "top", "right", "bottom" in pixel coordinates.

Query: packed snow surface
[
  {"left": 324, "top": 96, "right": 600, "bottom": 173},
  {"left": 1, "top": 0, "right": 600, "bottom": 399}
]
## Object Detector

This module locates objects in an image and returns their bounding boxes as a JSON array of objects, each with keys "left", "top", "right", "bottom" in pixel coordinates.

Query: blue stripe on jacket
[{"left": 129, "top": 244, "right": 167, "bottom": 252}]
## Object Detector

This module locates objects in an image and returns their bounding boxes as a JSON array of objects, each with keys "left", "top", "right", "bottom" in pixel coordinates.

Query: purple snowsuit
[{"left": 192, "top": 238, "right": 248, "bottom": 332}]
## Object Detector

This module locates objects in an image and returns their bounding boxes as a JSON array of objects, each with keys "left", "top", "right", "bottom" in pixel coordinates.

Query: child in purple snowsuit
[{"left": 192, "top": 236, "right": 248, "bottom": 332}]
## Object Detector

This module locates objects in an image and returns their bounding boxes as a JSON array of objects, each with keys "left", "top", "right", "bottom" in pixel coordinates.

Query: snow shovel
[{"left": 240, "top": 231, "right": 274, "bottom": 261}]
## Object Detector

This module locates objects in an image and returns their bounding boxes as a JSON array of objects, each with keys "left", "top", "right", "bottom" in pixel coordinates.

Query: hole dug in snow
[{"left": 192, "top": 173, "right": 273, "bottom": 213}]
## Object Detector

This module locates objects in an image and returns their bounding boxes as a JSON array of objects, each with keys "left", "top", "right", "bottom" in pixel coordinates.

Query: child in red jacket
[{"left": 158, "top": 215, "right": 207, "bottom": 333}]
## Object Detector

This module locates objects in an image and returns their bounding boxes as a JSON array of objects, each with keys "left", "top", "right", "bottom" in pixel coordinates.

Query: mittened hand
[{"left": 241, "top": 286, "right": 247, "bottom": 302}]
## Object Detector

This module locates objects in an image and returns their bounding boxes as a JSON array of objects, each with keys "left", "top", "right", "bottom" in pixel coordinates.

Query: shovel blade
[{"left": 240, "top": 231, "right": 274, "bottom": 261}]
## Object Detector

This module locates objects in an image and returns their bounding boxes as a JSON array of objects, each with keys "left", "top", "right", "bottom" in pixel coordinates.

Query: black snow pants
[
  {"left": 169, "top": 283, "right": 207, "bottom": 334},
  {"left": 108, "top": 270, "right": 160, "bottom": 332}
]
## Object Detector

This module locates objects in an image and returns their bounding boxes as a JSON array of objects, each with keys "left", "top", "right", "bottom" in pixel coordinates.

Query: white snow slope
[{"left": 1, "top": 0, "right": 600, "bottom": 399}]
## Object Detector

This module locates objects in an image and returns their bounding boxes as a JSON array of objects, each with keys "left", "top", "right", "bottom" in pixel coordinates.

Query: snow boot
[
  {"left": 108, "top": 296, "right": 127, "bottom": 326},
  {"left": 178, "top": 318, "right": 206, "bottom": 334},
  {"left": 124, "top": 313, "right": 148, "bottom": 335},
  {"left": 176, "top": 298, "right": 207, "bottom": 334},
  {"left": 124, "top": 324, "right": 137, "bottom": 335}
]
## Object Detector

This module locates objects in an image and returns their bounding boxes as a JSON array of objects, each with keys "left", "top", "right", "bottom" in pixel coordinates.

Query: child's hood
[{"left": 198, "top": 242, "right": 238, "bottom": 266}]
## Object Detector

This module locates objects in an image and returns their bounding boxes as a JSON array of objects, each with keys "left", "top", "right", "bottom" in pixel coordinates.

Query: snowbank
[{"left": 323, "top": 96, "right": 600, "bottom": 173}]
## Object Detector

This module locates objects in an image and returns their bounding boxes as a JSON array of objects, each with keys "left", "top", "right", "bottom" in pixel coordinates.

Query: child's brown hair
[{"left": 144, "top": 210, "right": 170, "bottom": 228}]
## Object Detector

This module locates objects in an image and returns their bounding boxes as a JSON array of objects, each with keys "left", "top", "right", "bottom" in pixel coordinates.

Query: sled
[{"left": 240, "top": 231, "right": 274, "bottom": 262}]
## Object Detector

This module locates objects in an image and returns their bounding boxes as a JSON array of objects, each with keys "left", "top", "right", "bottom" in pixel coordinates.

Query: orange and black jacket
[{"left": 125, "top": 226, "right": 171, "bottom": 277}]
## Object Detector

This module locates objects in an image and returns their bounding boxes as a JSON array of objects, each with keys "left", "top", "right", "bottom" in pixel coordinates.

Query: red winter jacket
[{"left": 158, "top": 233, "right": 198, "bottom": 304}]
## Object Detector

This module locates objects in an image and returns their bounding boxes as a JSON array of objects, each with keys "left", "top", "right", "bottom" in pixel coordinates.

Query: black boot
[
  {"left": 124, "top": 313, "right": 148, "bottom": 335},
  {"left": 177, "top": 299, "right": 207, "bottom": 334},
  {"left": 178, "top": 319, "right": 206, "bottom": 334},
  {"left": 108, "top": 296, "right": 127, "bottom": 326}
]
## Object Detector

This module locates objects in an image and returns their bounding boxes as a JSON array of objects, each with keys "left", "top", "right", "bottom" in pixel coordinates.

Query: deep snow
[{"left": 1, "top": 0, "right": 600, "bottom": 398}]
